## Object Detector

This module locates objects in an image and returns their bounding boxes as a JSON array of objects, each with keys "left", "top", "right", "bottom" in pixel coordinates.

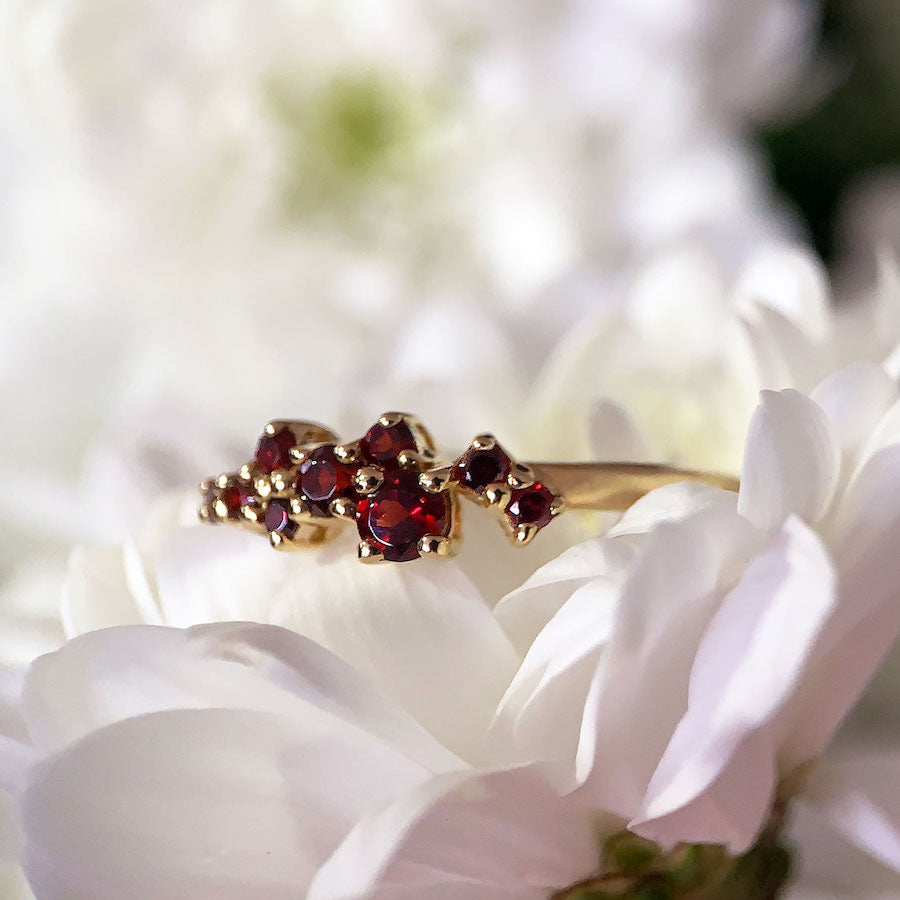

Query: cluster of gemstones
[
  {"left": 200, "top": 413, "right": 454, "bottom": 562},
  {"left": 442, "top": 433, "right": 562, "bottom": 544},
  {"left": 199, "top": 413, "right": 563, "bottom": 563}
]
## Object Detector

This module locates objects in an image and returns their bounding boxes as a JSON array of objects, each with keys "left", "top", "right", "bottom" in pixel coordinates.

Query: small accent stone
[
  {"left": 297, "top": 444, "right": 356, "bottom": 516},
  {"left": 220, "top": 481, "right": 256, "bottom": 519},
  {"left": 254, "top": 427, "right": 295, "bottom": 473},
  {"left": 264, "top": 499, "right": 298, "bottom": 539},
  {"left": 357, "top": 470, "right": 450, "bottom": 562},
  {"left": 452, "top": 445, "right": 511, "bottom": 494},
  {"left": 506, "top": 482, "right": 555, "bottom": 529},
  {"left": 360, "top": 418, "right": 418, "bottom": 466}
]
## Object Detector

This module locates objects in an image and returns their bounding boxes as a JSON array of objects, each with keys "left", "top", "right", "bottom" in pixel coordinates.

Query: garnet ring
[{"left": 198, "top": 412, "right": 739, "bottom": 564}]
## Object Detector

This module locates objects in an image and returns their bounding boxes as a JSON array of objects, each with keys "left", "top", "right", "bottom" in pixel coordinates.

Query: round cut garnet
[
  {"left": 452, "top": 445, "right": 511, "bottom": 494},
  {"left": 254, "top": 427, "right": 295, "bottom": 474},
  {"left": 220, "top": 481, "right": 256, "bottom": 519},
  {"left": 357, "top": 471, "right": 450, "bottom": 562},
  {"left": 506, "top": 483, "right": 555, "bottom": 529},
  {"left": 264, "top": 499, "right": 298, "bottom": 539},
  {"left": 297, "top": 444, "right": 356, "bottom": 517},
  {"left": 360, "top": 418, "right": 418, "bottom": 466}
]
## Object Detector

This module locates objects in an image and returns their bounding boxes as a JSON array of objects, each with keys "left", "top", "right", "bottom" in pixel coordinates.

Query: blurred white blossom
[
  {"left": 526, "top": 244, "right": 836, "bottom": 472},
  {"left": 2, "top": 365, "right": 898, "bottom": 897},
  {"left": 0, "top": 0, "right": 824, "bottom": 614}
]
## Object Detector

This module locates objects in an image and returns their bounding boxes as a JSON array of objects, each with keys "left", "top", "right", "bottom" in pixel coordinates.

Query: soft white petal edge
[
  {"left": 494, "top": 482, "right": 735, "bottom": 657},
  {"left": 22, "top": 708, "right": 433, "bottom": 900},
  {"left": 801, "top": 752, "right": 900, "bottom": 874},
  {"left": 154, "top": 527, "right": 518, "bottom": 763},
  {"left": 738, "top": 389, "right": 840, "bottom": 530},
  {"left": 23, "top": 622, "right": 461, "bottom": 773},
  {"left": 308, "top": 764, "right": 602, "bottom": 900},
  {"left": 632, "top": 518, "right": 837, "bottom": 852}
]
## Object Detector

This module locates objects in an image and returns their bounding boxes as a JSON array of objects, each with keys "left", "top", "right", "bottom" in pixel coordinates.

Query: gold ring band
[
  {"left": 528, "top": 462, "right": 739, "bottom": 511},
  {"left": 198, "top": 412, "right": 739, "bottom": 564}
]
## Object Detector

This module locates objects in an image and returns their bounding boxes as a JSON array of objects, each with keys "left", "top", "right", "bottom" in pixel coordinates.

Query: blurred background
[{"left": 1, "top": 0, "right": 900, "bottom": 666}]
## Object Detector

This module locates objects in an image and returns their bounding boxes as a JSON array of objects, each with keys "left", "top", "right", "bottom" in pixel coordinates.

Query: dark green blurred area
[{"left": 760, "top": 0, "right": 900, "bottom": 262}]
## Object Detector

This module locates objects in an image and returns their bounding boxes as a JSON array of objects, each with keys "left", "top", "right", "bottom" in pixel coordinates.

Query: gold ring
[{"left": 198, "top": 412, "right": 739, "bottom": 564}]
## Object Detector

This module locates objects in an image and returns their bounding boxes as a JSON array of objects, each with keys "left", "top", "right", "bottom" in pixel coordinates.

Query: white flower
[
  {"left": 0, "top": 0, "right": 822, "bottom": 590},
  {"left": 0, "top": 0, "right": 808, "bottom": 342},
  {"left": 495, "top": 361, "right": 900, "bottom": 854},
  {"left": 1, "top": 363, "right": 899, "bottom": 897},
  {"left": 526, "top": 243, "right": 836, "bottom": 472}
]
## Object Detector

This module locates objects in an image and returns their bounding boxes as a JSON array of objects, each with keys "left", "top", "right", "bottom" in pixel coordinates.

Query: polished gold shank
[{"left": 528, "top": 462, "right": 739, "bottom": 511}]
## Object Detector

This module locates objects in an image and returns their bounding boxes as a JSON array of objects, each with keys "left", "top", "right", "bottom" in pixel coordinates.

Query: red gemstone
[
  {"left": 220, "top": 481, "right": 256, "bottom": 519},
  {"left": 360, "top": 418, "right": 418, "bottom": 466},
  {"left": 506, "top": 483, "right": 555, "bottom": 529},
  {"left": 296, "top": 444, "right": 356, "bottom": 517},
  {"left": 254, "top": 427, "right": 295, "bottom": 474},
  {"left": 264, "top": 499, "right": 298, "bottom": 539},
  {"left": 452, "top": 445, "right": 511, "bottom": 494},
  {"left": 357, "top": 471, "right": 450, "bottom": 562}
]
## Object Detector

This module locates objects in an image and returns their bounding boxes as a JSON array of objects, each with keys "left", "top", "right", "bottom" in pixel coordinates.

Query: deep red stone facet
[
  {"left": 254, "top": 427, "right": 296, "bottom": 474},
  {"left": 264, "top": 499, "right": 298, "bottom": 539},
  {"left": 297, "top": 444, "right": 357, "bottom": 517},
  {"left": 452, "top": 445, "right": 511, "bottom": 494},
  {"left": 506, "top": 483, "right": 555, "bottom": 529},
  {"left": 220, "top": 481, "right": 256, "bottom": 519},
  {"left": 360, "top": 419, "right": 418, "bottom": 466},
  {"left": 357, "top": 471, "right": 450, "bottom": 562}
]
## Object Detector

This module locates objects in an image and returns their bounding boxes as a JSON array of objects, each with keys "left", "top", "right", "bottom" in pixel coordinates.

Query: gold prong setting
[
  {"left": 198, "top": 474, "right": 262, "bottom": 530},
  {"left": 446, "top": 433, "right": 562, "bottom": 546},
  {"left": 417, "top": 535, "right": 456, "bottom": 557},
  {"left": 419, "top": 466, "right": 453, "bottom": 494},
  {"left": 354, "top": 466, "right": 384, "bottom": 495},
  {"left": 198, "top": 414, "right": 563, "bottom": 560},
  {"left": 358, "top": 539, "right": 385, "bottom": 564},
  {"left": 353, "top": 412, "right": 455, "bottom": 562},
  {"left": 199, "top": 412, "right": 456, "bottom": 562}
]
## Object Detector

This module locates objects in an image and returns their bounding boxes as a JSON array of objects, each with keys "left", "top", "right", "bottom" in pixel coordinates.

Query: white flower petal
[
  {"left": 454, "top": 493, "right": 593, "bottom": 605},
  {"left": 607, "top": 481, "right": 739, "bottom": 539},
  {"left": 524, "top": 309, "right": 618, "bottom": 461},
  {"left": 789, "top": 761, "right": 900, "bottom": 897},
  {"left": 811, "top": 363, "right": 898, "bottom": 464},
  {"left": 494, "top": 537, "right": 635, "bottom": 656},
  {"left": 634, "top": 729, "right": 776, "bottom": 855},
  {"left": 854, "top": 397, "right": 900, "bottom": 473},
  {"left": 576, "top": 502, "right": 759, "bottom": 817},
  {"left": 22, "top": 707, "right": 430, "bottom": 899},
  {"left": 492, "top": 577, "right": 618, "bottom": 767},
  {"left": 736, "top": 246, "right": 831, "bottom": 343},
  {"left": 738, "top": 388, "right": 840, "bottom": 530},
  {"left": 61, "top": 547, "right": 145, "bottom": 638},
  {"left": 24, "top": 622, "right": 460, "bottom": 772},
  {"left": 625, "top": 247, "right": 730, "bottom": 358},
  {"left": 154, "top": 528, "right": 518, "bottom": 763},
  {"left": 0, "top": 730, "right": 34, "bottom": 862},
  {"left": 588, "top": 400, "right": 656, "bottom": 463},
  {"left": 738, "top": 302, "right": 823, "bottom": 390},
  {"left": 802, "top": 752, "right": 900, "bottom": 874},
  {"left": 784, "top": 444, "right": 900, "bottom": 767},
  {"left": 0, "top": 864, "right": 34, "bottom": 900},
  {"left": 633, "top": 518, "right": 836, "bottom": 851},
  {"left": 874, "top": 249, "right": 900, "bottom": 347},
  {"left": 0, "top": 564, "right": 66, "bottom": 669},
  {"left": 308, "top": 764, "right": 601, "bottom": 900},
  {"left": 495, "top": 482, "right": 736, "bottom": 657}
]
